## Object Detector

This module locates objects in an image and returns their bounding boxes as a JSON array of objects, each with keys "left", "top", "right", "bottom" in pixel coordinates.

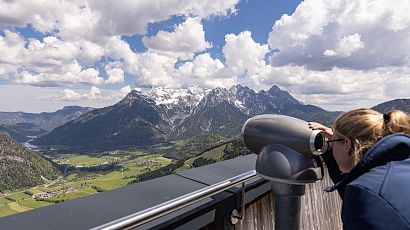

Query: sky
[{"left": 0, "top": 0, "right": 409, "bottom": 113}]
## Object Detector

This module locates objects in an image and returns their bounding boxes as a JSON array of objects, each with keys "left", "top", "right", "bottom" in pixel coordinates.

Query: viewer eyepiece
[{"left": 241, "top": 114, "right": 328, "bottom": 157}]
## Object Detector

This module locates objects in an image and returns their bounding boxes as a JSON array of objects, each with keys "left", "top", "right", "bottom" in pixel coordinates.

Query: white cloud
[
  {"left": 0, "top": 0, "right": 76, "bottom": 33},
  {"left": 247, "top": 64, "right": 410, "bottom": 111},
  {"left": 324, "top": 33, "right": 364, "bottom": 57},
  {"left": 26, "top": 36, "right": 78, "bottom": 66},
  {"left": 72, "top": 64, "right": 104, "bottom": 85},
  {"left": 105, "top": 65, "right": 124, "bottom": 84},
  {"left": 0, "top": 30, "right": 26, "bottom": 66},
  {"left": 86, "top": 0, "right": 239, "bottom": 38},
  {"left": 189, "top": 1, "right": 238, "bottom": 18},
  {"left": 142, "top": 17, "right": 211, "bottom": 60},
  {"left": 0, "top": 0, "right": 240, "bottom": 90},
  {"left": 0, "top": 63, "right": 17, "bottom": 78},
  {"left": 105, "top": 85, "right": 133, "bottom": 101},
  {"left": 176, "top": 53, "right": 229, "bottom": 88},
  {"left": 0, "top": 0, "right": 239, "bottom": 41},
  {"left": 223, "top": 31, "right": 269, "bottom": 76},
  {"left": 134, "top": 52, "right": 178, "bottom": 87},
  {"left": 1, "top": 0, "right": 409, "bottom": 112},
  {"left": 15, "top": 61, "right": 104, "bottom": 87},
  {"left": 120, "top": 85, "right": 132, "bottom": 95},
  {"left": 85, "top": 86, "right": 102, "bottom": 99},
  {"left": 336, "top": 33, "right": 364, "bottom": 57},
  {"left": 178, "top": 53, "right": 224, "bottom": 79},
  {"left": 50, "top": 86, "right": 102, "bottom": 101},
  {"left": 52, "top": 89, "right": 82, "bottom": 101},
  {"left": 77, "top": 40, "right": 105, "bottom": 65},
  {"left": 24, "top": 36, "right": 104, "bottom": 70},
  {"left": 105, "top": 36, "right": 139, "bottom": 75},
  {"left": 0, "top": 31, "right": 106, "bottom": 86},
  {"left": 323, "top": 49, "right": 337, "bottom": 57},
  {"left": 268, "top": 0, "right": 410, "bottom": 70}
]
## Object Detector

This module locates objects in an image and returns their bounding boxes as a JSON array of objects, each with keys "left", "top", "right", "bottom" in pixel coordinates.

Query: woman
[{"left": 309, "top": 108, "right": 410, "bottom": 230}]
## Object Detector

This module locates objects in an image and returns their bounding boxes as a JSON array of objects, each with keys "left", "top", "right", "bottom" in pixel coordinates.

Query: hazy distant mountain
[
  {"left": 33, "top": 91, "right": 171, "bottom": 152},
  {"left": 0, "top": 123, "right": 47, "bottom": 143},
  {"left": 0, "top": 106, "right": 94, "bottom": 131},
  {"left": 0, "top": 132, "right": 60, "bottom": 191},
  {"left": 372, "top": 99, "right": 410, "bottom": 114}
]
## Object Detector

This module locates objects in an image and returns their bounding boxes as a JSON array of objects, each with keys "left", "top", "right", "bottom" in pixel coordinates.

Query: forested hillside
[{"left": 0, "top": 132, "right": 60, "bottom": 191}]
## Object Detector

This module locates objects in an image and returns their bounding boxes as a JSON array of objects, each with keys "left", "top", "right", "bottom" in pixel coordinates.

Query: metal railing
[{"left": 91, "top": 170, "right": 258, "bottom": 230}]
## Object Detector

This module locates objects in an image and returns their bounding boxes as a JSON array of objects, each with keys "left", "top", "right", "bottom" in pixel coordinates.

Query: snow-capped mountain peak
[
  {"left": 194, "top": 87, "right": 245, "bottom": 113},
  {"left": 140, "top": 86, "right": 209, "bottom": 108}
]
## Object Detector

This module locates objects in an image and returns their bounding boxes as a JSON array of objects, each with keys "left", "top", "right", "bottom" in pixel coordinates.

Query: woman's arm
[
  {"left": 321, "top": 148, "right": 346, "bottom": 195},
  {"left": 309, "top": 122, "right": 346, "bottom": 197}
]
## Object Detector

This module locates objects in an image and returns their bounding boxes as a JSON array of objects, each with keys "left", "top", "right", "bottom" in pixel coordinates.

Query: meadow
[{"left": 0, "top": 151, "right": 172, "bottom": 217}]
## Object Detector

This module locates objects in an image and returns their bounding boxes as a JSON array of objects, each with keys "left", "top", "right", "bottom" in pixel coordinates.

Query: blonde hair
[{"left": 333, "top": 108, "right": 410, "bottom": 164}]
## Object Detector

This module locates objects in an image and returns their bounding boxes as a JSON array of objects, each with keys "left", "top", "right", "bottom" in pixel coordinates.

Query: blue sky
[{"left": 0, "top": 0, "right": 409, "bottom": 112}]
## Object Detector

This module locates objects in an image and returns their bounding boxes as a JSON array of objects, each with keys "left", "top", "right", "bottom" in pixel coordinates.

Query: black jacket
[{"left": 323, "top": 134, "right": 410, "bottom": 230}]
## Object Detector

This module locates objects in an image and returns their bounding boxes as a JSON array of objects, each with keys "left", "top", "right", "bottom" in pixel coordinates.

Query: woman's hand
[{"left": 308, "top": 122, "right": 333, "bottom": 140}]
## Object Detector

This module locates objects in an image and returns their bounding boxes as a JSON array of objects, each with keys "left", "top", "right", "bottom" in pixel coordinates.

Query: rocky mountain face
[
  {"left": 33, "top": 91, "right": 171, "bottom": 152},
  {"left": 34, "top": 84, "right": 409, "bottom": 153},
  {"left": 0, "top": 132, "right": 60, "bottom": 191},
  {"left": 229, "top": 84, "right": 339, "bottom": 124},
  {"left": 231, "top": 84, "right": 300, "bottom": 115},
  {"left": 0, "top": 106, "right": 94, "bottom": 131},
  {"left": 172, "top": 87, "right": 249, "bottom": 140},
  {"left": 140, "top": 86, "right": 210, "bottom": 125}
]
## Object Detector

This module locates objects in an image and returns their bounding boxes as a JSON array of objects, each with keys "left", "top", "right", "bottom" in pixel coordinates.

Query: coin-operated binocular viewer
[{"left": 241, "top": 114, "right": 328, "bottom": 230}]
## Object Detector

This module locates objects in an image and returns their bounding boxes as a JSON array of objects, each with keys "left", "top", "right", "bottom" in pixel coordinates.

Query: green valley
[
  {"left": 0, "top": 137, "right": 250, "bottom": 218},
  {"left": 0, "top": 151, "right": 173, "bottom": 217}
]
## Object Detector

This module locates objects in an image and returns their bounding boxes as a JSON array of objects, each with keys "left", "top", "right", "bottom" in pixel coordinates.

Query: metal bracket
[{"left": 230, "top": 182, "right": 246, "bottom": 224}]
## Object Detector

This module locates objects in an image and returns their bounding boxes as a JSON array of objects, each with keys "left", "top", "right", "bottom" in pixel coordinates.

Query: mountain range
[
  {"left": 31, "top": 84, "right": 409, "bottom": 153},
  {"left": 0, "top": 106, "right": 94, "bottom": 143},
  {"left": 33, "top": 85, "right": 338, "bottom": 152},
  {"left": 0, "top": 106, "right": 94, "bottom": 131}
]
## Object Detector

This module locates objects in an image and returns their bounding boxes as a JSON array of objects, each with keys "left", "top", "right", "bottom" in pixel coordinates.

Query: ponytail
[
  {"left": 333, "top": 108, "right": 410, "bottom": 164},
  {"left": 382, "top": 110, "right": 410, "bottom": 136}
]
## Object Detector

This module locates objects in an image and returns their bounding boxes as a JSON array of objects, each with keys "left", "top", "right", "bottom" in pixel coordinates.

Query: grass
[
  {"left": 56, "top": 154, "right": 113, "bottom": 167},
  {"left": 177, "top": 144, "right": 227, "bottom": 171},
  {"left": 65, "top": 172, "right": 78, "bottom": 180},
  {"left": 0, "top": 205, "right": 19, "bottom": 217},
  {"left": 89, "top": 171, "right": 132, "bottom": 191},
  {"left": 0, "top": 197, "right": 12, "bottom": 206},
  {"left": 7, "top": 202, "right": 32, "bottom": 212},
  {"left": 7, "top": 192, "right": 32, "bottom": 201},
  {"left": 0, "top": 153, "right": 176, "bottom": 218},
  {"left": 201, "top": 145, "right": 226, "bottom": 159},
  {"left": 17, "top": 199, "right": 53, "bottom": 209},
  {"left": 26, "top": 188, "right": 42, "bottom": 194}
]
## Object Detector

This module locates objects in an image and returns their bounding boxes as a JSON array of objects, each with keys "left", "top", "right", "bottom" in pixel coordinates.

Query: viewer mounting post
[{"left": 241, "top": 114, "right": 326, "bottom": 230}]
